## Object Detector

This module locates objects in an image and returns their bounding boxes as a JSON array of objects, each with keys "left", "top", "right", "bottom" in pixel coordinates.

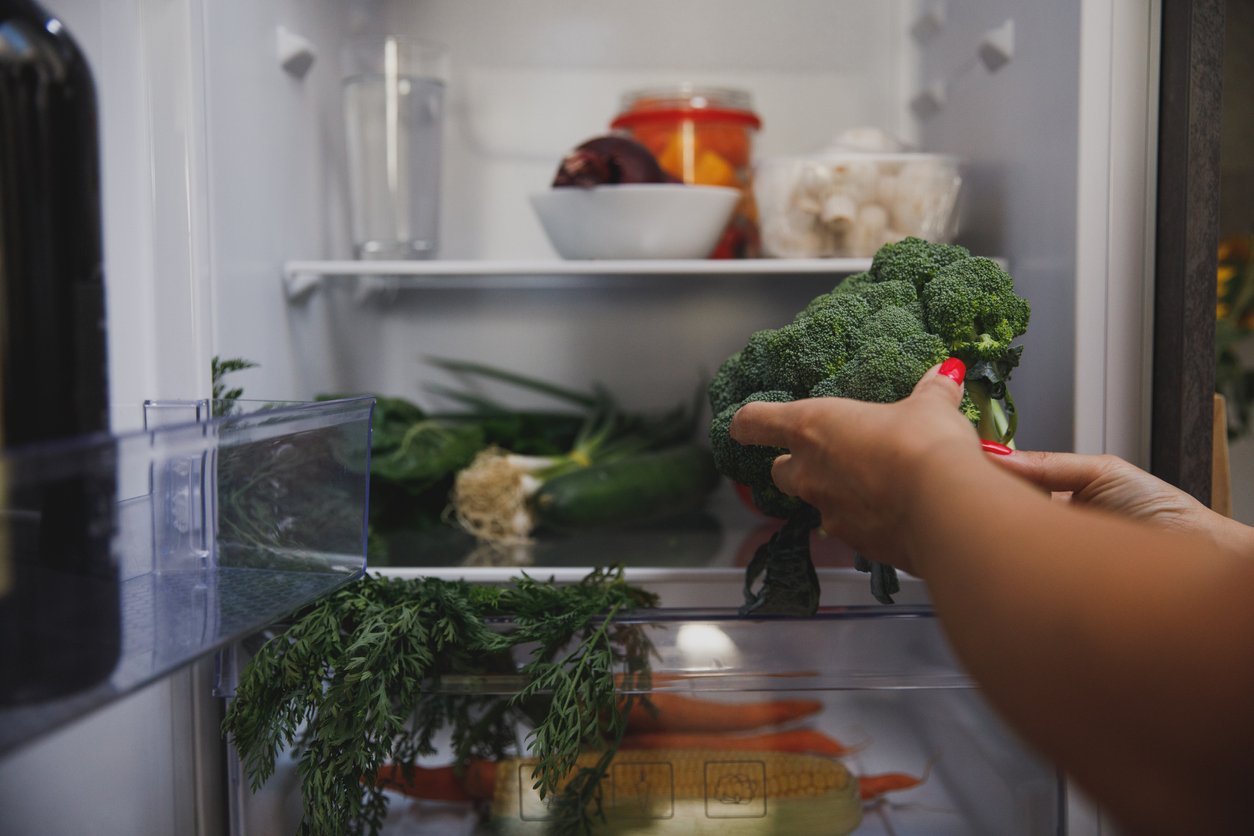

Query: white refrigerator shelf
[{"left": 282, "top": 258, "right": 873, "bottom": 300}]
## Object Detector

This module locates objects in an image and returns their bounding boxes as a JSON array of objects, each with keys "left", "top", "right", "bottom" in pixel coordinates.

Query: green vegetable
[
  {"left": 533, "top": 444, "right": 719, "bottom": 530},
  {"left": 222, "top": 567, "right": 658, "bottom": 836},
  {"left": 708, "top": 390, "right": 802, "bottom": 519},
  {"left": 211, "top": 356, "right": 257, "bottom": 417},
  {"left": 708, "top": 237, "right": 1031, "bottom": 609},
  {"left": 321, "top": 359, "right": 705, "bottom": 557},
  {"left": 437, "top": 359, "right": 709, "bottom": 545}
]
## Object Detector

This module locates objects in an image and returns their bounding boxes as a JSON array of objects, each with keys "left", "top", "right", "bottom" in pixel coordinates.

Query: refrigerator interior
[
  {"left": 188, "top": 0, "right": 1154, "bottom": 462},
  {"left": 0, "top": 1, "right": 1162, "bottom": 834}
]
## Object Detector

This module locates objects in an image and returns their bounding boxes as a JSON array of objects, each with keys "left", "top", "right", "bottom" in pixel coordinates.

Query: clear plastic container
[
  {"left": 0, "top": 396, "right": 373, "bottom": 754},
  {"left": 227, "top": 569, "right": 1062, "bottom": 836},
  {"left": 611, "top": 86, "right": 762, "bottom": 258},
  {"left": 756, "top": 140, "right": 962, "bottom": 259}
]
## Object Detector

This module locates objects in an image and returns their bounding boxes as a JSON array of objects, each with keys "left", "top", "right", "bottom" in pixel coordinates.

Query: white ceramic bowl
[{"left": 530, "top": 184, "right": 741, "bottom": 260}]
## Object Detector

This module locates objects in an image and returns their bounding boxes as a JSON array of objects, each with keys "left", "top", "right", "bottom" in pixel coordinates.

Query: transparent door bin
[
  {"left": 228, "top": 569, "right": 1062, "bottom": 836},
  {"left": 0, "top": 396, "right": 374, "bottom": 755}
]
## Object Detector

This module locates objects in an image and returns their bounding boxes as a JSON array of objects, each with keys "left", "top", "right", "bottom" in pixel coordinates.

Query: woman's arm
[
  {"left": 731, "top": 367, "right": 1254, "bottom": 835},
  {"left": 907, "top": 450, "right": 1254, "bottom": 836}
]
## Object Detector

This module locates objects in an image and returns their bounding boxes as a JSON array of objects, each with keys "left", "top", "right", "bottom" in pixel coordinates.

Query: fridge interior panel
[{"left": 916, "top": 0, "right": 1083, "bottom": 455}]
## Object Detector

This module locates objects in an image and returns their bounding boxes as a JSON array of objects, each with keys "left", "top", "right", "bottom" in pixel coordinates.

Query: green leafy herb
[
  {"left": 223, "top": 567, "right": 658, "bottom": 835},
  {"left": 211, "top": 356, "right": 258, "bottom": 417}
]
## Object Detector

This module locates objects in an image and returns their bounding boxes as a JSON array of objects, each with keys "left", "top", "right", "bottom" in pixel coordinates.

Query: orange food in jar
[{"left": 611, "top": 86, "right": 761, "bottom": 258}]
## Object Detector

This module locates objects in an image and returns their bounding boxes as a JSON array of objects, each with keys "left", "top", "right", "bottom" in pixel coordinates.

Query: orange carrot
[
  {"left": 373, "top": 759, "right": 498, "bottom": 803},
  {"left": 858, "top": 760, "right": 934, "bottom": 801},
  {"left": 618, "top": 728, "right": 860, "bottom": 757},
  {"left": 623, "top": 693, "right": 824, "bottom": 735}
]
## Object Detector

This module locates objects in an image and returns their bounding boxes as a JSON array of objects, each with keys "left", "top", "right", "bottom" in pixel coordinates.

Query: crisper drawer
[{"left": 226, "top": 567, "right": 1063, "bottom": 836}]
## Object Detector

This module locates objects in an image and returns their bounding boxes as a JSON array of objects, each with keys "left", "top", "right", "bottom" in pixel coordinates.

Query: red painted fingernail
[
  {"left": 981, "top": 439, "right": 1013, "bottom": 456},
  {"left": 938, "top": 357, "right": 966, "bottom": 385}
]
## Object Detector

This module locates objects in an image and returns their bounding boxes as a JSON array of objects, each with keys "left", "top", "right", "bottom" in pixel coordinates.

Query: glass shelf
[
  {"left": 282, "top": 257, "right": 872, "bottom": 299},
  {"left": 0, "top": 396, "right": 374, "bottom": 755}
]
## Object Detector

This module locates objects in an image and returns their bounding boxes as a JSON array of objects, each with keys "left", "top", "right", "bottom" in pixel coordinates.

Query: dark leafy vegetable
[{"left": 741, "top": 505, "right": 822, "bottom": 615}]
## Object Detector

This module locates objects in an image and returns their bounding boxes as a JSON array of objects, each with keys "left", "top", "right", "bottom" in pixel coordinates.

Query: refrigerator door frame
[{"left": 1152, "top": 0, "right": 1224, "bottom": 504}]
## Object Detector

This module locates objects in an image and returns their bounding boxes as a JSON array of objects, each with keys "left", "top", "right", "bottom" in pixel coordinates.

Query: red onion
[{"left": 551, "top": 135, "right": 673, "bottom": 187}]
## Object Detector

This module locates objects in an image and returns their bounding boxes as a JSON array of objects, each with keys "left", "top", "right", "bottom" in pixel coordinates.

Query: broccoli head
[
  {"left": 707, "top": 237, "right": 1031, "bottom": 605},
  {"left": 922, "top": 256, "right": 1030, "bottom": 362},
  {"left": 869, "top": 236, "right": 971, "bottom": 291},
  {"left": 709, "top": 390, "right": 794, "bottom": 491}
]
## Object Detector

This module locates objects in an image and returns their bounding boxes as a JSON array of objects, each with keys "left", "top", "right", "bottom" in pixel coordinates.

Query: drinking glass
[{"left": 342, "top": 36, "right": 448, "bottom": 260}]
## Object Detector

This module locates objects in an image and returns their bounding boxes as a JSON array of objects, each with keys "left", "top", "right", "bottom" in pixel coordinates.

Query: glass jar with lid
[{"left": 611, "top": 85, "right": 761, "bottom": 258}]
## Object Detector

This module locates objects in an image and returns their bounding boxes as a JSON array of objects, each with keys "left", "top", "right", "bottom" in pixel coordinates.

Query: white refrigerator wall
[
  {"left": 203, "top": 0, "right": 921, "bottom": 416},
  {"left": 199, "top": 0, "right": 1154, "bottom": 459}
]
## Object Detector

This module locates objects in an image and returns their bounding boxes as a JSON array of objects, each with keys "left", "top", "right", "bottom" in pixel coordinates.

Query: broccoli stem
[{"left": 966, "top": 381, "right": 1014, "bottom": 446}]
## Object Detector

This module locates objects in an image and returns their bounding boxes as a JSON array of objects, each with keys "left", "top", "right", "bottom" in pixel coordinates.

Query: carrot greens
[{"left": 222, "top": 568, "right": 657, "bottom": 836}]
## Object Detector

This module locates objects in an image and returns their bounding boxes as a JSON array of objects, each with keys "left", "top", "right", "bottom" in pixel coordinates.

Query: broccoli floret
[
  {"left": 855, "top": 279, "right": 922, "bottom": 318},
  {"left": 831, "top": 270, "right": 872, "bottom": 295},
  {"left": 810, "top": 331, "right": 946, "bottom": 404},
  {"left": 708, "top": 390, "right": 795, "bottom": 491},
  {"left": 869, "top": 236, "right": 971, "bottom": 291},
  {"left": 745, "top": 295, "right": 873, "bottom": 397},
  {"left": 799, "top": 284, "right": 872, "bottom": 325},
  {"left": 749, "top": 481, "right": 805, "bottom": 519},
  {"left": 736, "top": 329, "right": 775, "bottom": 390},
  {"left": 709, "top": 351, "right": 753, "bottom": 416},
  {"left": 860, "top": 304, "right": 928, "bottom": 344},
  {"left": 922, "top": 256, "right": 1031, "bottom": 362},
  {"left": 921, "top": 256, "right": 1029, "bottom": 445}
]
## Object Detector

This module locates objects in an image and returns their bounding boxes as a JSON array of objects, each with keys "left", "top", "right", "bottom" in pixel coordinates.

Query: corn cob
[{"left": 491, "top": 748, "right": 862, "bottom": 835}]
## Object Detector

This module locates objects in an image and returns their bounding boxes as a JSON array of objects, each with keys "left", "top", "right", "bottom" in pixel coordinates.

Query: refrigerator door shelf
[{"left": 0, "top": 396, "right": 374, "bottom": 756}]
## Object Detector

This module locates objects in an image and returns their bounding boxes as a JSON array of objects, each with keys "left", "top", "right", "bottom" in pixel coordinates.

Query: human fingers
[
  {"left": 769, "top": 452, "right": 798, "bottom": 496},
  {"left": 990, "top": 449, "right": 1116, "bottom": 494},
  {"left": 729, "top": 399, "right": 809, "bottom": 448},
  {"left": 910, "top": 358, "right": 967, "bottom": 408}
]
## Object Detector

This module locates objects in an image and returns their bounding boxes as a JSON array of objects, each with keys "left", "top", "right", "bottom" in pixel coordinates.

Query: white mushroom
[
  {"left": 819, "top": 192, "right": 859, "bottom": 229},
  {"left": 849, "top": 203, "right": 890, "bottom": 256}
]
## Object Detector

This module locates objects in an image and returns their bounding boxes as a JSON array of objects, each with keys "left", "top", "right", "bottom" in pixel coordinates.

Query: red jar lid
[{"left": 611, "top": 85, "right": 762, "bottom": 131}]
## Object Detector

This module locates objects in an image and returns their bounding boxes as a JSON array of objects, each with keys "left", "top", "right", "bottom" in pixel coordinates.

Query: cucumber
[{"left": 532, "top": 444, "right": 719, "bottom": 530}]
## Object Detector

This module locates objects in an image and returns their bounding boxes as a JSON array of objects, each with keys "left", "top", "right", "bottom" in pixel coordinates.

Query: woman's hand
[
  {"left": 990, "top": 449, "right": 1254, "bottom": 556},
  {"left": 729, "top": 360, "right": 986, "bottom": 573}
]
